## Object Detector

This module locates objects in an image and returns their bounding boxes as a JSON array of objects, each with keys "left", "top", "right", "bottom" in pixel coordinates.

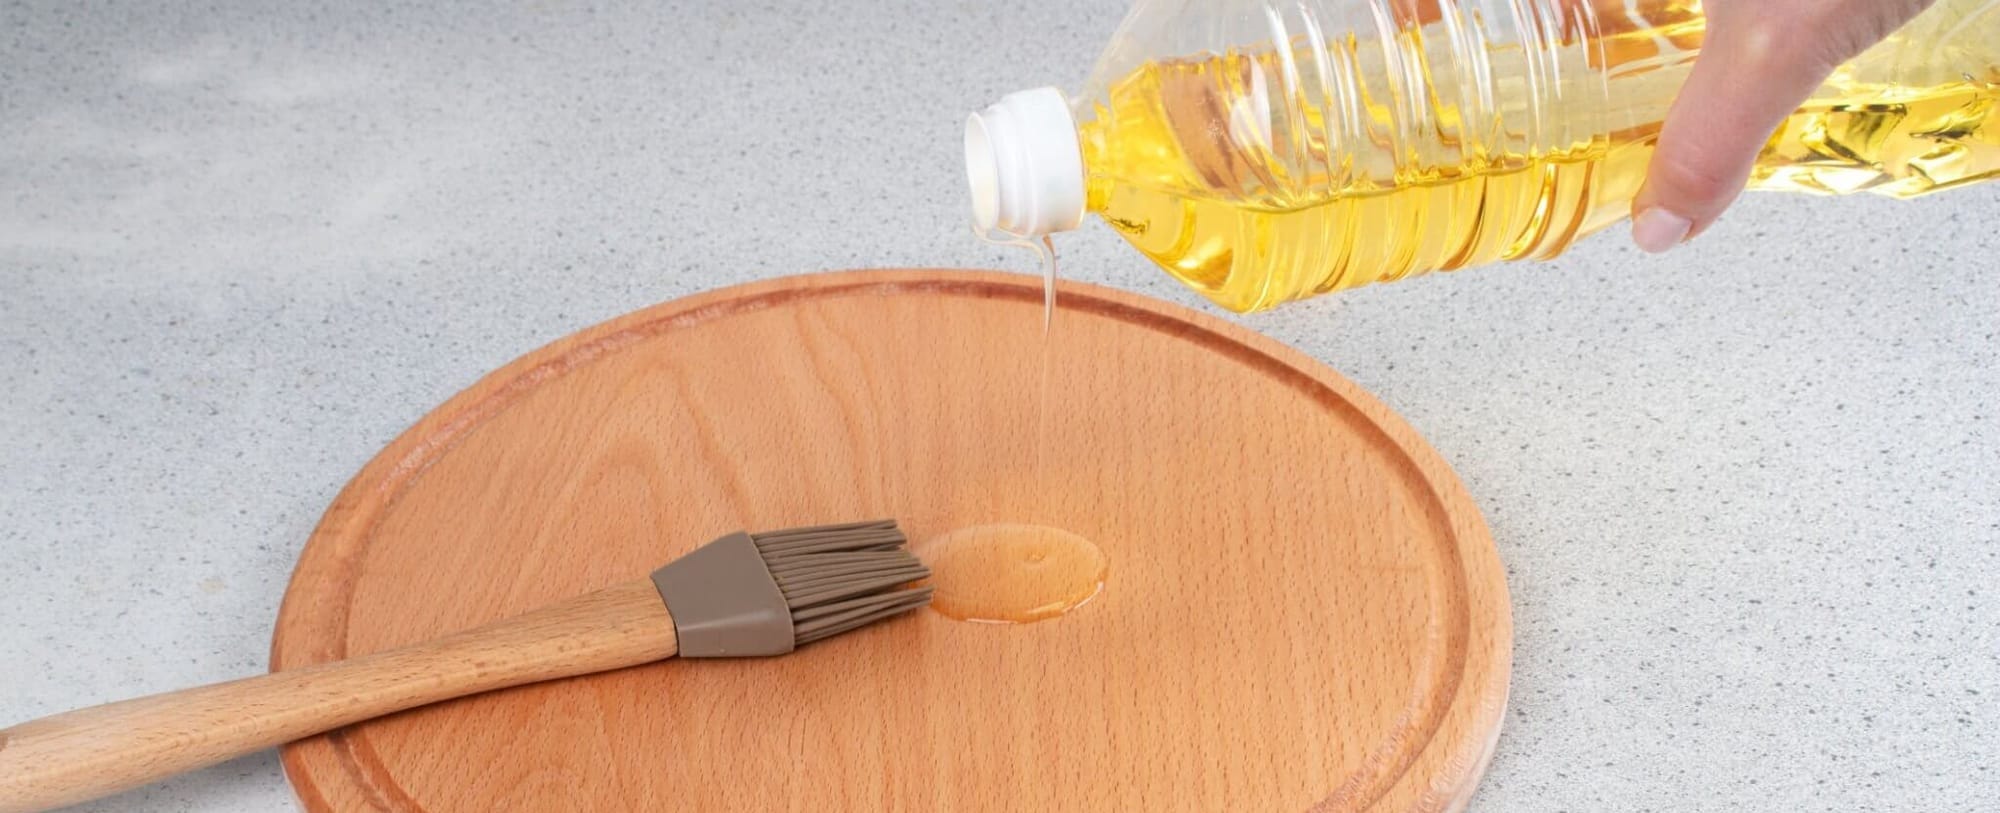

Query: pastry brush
[{"left": 0, "top": 519, "right": 931, "bottom": 813}]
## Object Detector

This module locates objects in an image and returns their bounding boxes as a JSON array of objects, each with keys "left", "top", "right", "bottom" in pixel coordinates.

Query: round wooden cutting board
[{"left": 271, "top": 269, "right": 1510, "bottom": 812}]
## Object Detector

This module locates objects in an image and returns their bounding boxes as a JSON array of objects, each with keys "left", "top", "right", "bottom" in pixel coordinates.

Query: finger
[{"left": 1631, "top": 20, "right": 1840, "bottom": 252}]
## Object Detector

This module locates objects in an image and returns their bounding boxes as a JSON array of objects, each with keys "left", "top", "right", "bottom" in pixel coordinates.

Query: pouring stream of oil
[
  {"left": 971, "top": 224, "right": 1063, "bottom": 481},
  {"left": 922, "top": 229, "right": 1106, "bottom": 624}
]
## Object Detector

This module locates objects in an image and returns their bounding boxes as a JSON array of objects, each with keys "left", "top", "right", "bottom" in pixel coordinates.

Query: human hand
[{"left": 1631, "top": 0, "right": 1937, "bottom": 252}]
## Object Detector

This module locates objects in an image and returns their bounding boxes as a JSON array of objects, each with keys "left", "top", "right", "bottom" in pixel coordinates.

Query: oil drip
[
  {"left": 942, "top": 230, "right": 1103, "bottom": 624},
  {"left": 972, "top": 225, "right": 1058, "bottom": 330}
]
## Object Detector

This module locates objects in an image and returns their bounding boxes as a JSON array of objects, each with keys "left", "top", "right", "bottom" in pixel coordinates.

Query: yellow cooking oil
[{"left": 1075, "top": 1, "right": 2000, "bottom": 312}]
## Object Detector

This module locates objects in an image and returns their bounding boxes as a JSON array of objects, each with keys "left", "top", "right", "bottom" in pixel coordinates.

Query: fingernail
[{"left": 1632, "top": 208, "right": 1693, "bottom": 254}]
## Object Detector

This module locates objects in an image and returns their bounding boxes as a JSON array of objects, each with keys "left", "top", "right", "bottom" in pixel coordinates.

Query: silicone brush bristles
[{"left": 752, "top": 520, "right": 933, "bottom": 646}]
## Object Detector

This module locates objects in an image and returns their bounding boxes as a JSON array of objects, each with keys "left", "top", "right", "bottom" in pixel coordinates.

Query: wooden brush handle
[{"left": 0, "top": 578, "right": 678, "bottom": 813}]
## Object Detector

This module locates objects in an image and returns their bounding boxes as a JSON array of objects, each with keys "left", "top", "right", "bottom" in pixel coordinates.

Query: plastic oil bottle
[{"left": 963, "top": 0, "right": 2000, "bottom": 312}]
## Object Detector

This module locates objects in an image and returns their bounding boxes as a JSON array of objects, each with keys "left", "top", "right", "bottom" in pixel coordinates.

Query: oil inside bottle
[
  {"left": 1078, "top": 0, "right": 2000, "bottom": 312},
  {"left": 915, "top": 524, "right": 1108, "bottom": 623}
]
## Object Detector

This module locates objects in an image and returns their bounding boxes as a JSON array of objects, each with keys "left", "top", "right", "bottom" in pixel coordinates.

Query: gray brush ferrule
[{"left": 650, "top": 532, "right": 795, "bottom": 657}]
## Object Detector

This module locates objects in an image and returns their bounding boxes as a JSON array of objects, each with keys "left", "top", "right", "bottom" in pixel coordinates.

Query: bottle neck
[{"left": 964, "top": 88, "right": 1087, "bottom": 238}]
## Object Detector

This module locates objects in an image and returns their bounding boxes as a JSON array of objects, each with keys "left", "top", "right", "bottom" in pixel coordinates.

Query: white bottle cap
[{"left": 964, "top": 87, "right": 1086, "bottom": 237}]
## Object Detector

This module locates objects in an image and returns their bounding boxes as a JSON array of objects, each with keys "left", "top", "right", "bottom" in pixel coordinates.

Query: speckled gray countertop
[{"left": 3, "top": 1, "right": 1996, "bottom": 811}]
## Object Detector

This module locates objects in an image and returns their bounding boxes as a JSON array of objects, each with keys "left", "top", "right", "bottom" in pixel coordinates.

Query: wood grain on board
[{"left": 271, "top": 269, "right": 1510, "bottom": 812}]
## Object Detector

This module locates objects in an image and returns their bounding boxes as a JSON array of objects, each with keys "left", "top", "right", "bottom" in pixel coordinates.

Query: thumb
[{"left": 1631, "top": 23, "right": 1840, "bottom": 253}]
